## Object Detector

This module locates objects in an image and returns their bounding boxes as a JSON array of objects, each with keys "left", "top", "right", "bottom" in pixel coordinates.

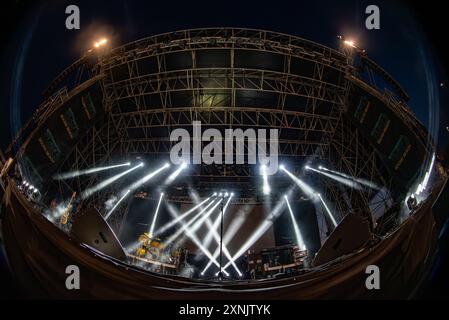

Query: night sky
[{"left": 0, "top": 0, "right": 448, "bottom": 153}]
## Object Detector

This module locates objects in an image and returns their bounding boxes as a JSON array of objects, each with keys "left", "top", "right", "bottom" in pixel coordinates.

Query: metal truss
[
  {"left": 101, "top": 28, "right": 350, "bottom": 73},
  {"left": 31, "top": 29, "right": 405, "bottom": 233},
  {"left": 323, "top": 116, "right": 394, "bottom": 230}
]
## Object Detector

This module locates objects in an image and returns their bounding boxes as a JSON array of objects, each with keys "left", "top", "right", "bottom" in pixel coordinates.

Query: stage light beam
[
  {"left": 166, "top": 202, "right": 229, "bottom": 276},
  {"left": 149, "top": 193, "right": 164, "bottom": 236},
  {"left": 126, "top": 163, "right": 170, "bottom": 192},
  {"left": 317, "top": 193, "right": 338, "bottom": 227},
  {"left": 167, "top": 198, "right": 223, "bottom": 246},
  {"left": 201, "top": 204, "right": 250, "bottom": 276},
  {"left": 261, "top": 165, "right": 271, "bottom": 195},
  {"left": 220, "top": 189, "right": 294, "bottom": 274},
  {"left": 153, "top": 195, "right": 215, "bottom": 236},
  {"left": 53, "top": 162, "right": 131, "bottom": 180},
  {"left": 165, "top": 163, "right": 187, "bottom": 185},
  {"left": 284, "top": 195, "right": 306, "bottom": 250},
  {"left": 81, "top": 163, "right": 143, "bottom": 199},
  {"left": 306, "top": 166, "right": 362, "bottom": 190},
  {"left": 105, "top": 190, "right": 131, "bottom": 220},
  {"left": 280, "top": 166, "right": 316, "bottom": 198},
  {"left": 198, "top": 194, "right": 241, "bottom": 276},
  {"left": 202, "top": 194, "right": 233, "bottom": 249},
  {"left": 318, "top": 166, "right": 379, "bottom": 190}
]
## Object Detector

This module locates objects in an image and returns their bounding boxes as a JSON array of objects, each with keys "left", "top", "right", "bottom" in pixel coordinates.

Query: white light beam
[
  {"left": 149, "top": 193, "right": 164, "bottom": 236},
  {"left": 105, "top": 190, "right": 131, "bottom": 220},
  {"left": 81, "top": 163, "right": 143, "bottom": 199},
  {"left": 53, "top": 162, "right": 131, "bottom": 180}
]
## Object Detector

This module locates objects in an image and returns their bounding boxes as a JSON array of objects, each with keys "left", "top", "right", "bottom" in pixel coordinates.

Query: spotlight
[
  {"left": 279, "top": 164, "right": 285, "bottom": 171},
  {"left": 304, "top": 165, "right": 311, "bottom": 170},
  {"left": 213, "top": 192, "right": 218, "bottom": 196},
  {"left": 225, "top": 192, "right": 229, "bottom": 197},
  {"left": 219, "top": 193, "right": 223, "bottom": 197},
  {"left": 105, "top": 190, "right": 131, "bottom": 220},
  {"left": 81, "top": 163, "right": 143, "bottom": 199},
  {"left": 344, "top": 40, "right": 356, "bottom": 48},
  {"left": 53, "top": 162, "right": 132, "bottom": 180},
  {"left": 94, "top": 38, "right": 108, "bottom": 48}
]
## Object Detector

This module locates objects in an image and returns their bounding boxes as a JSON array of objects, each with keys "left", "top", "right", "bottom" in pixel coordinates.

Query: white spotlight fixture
[
  {"left": 53, "top": 162, "right": 132, "bottom": 180},
  {"left": 105, "top": 190, "right": 131, "bottom": 220},
  {"left": 149, "top": 193, "right": 164, "bottom": 236},
  {"left": 260, "top": 165, "right": 271, "bottom": 195},
  {"left": 284, "top": 195, "right": 306, "bottom": 250}
]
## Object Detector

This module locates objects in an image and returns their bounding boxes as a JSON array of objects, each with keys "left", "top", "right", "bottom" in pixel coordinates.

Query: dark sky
[{"left": 1, "top": 0, "right": 448, "bottom": 152}]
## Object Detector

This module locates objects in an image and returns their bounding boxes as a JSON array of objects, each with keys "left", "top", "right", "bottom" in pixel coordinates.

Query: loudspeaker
[
  {"left": 71, "top": 207, "right": 127, "bottom": 261},
  {"left": 312, "top": 214, "right": 371, "bottom": 267}
]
